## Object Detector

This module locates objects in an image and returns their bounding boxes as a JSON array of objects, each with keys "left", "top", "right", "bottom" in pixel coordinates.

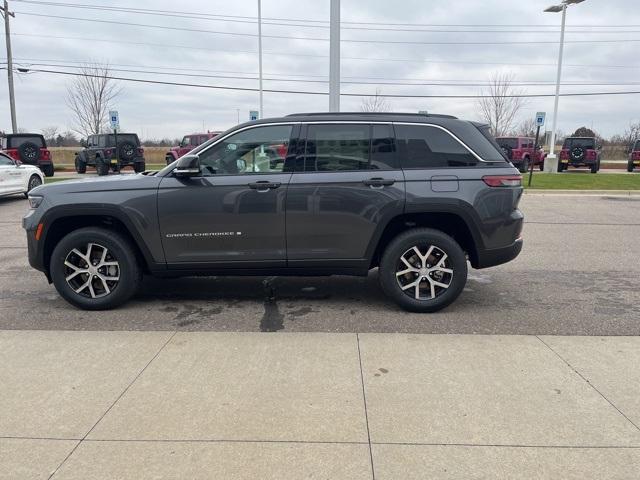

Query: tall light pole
[
  {"left": 257, "top": 0, "right": 263, "bottom": 119},
  {"left": 2, "top": 0, "right": 17, "bottom": 133},
  {"left": 329, "top": 0, "right": 340, "bottom": 111},
  {"left": 543, "top": 0, "right": 585, "bottom": 173}
]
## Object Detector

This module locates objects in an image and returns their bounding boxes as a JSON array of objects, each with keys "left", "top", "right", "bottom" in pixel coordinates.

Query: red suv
[
  {"left": 495, "top": 136, "right": 545, "bottom": 173},
  {"left": 1, "top": 133, "right": 54, "bottom": 177},
  {"left": 165, "top": 132, "right": 222, "bottom": 165},
  {"left": 628, "top": 140, "right": 640, "bottom": 172},
  {"left": 559, "top": 137, "right": 601, "bottom": 173}
]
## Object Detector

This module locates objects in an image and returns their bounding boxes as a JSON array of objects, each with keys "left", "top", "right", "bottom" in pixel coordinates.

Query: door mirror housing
[
  {"left": 174, "top": 154, "right": 201, "bottom": 177},
  {"left": 80, "top": 139, "right": 88, "bottom": 148},
  {"left": 15, "top": 159, "right": 22, "bottom": 166}
]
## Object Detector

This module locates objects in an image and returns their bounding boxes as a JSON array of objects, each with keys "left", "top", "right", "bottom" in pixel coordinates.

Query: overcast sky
[{"left": 1, "top": 0, "right": 639, "bottom": 140}]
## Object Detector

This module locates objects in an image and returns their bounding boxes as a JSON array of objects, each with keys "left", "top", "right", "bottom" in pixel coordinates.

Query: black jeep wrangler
[
  {"left": 1, "top": 133, "right": 54, "bottom": 177},
  {"left": 75, "top": 133, "right": 145, "bottom": 176}
]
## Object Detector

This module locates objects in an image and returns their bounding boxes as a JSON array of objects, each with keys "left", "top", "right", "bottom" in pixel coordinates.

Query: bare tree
[
  {"left": 360, "top": 88, "right": 391, "bottom": 112},
  {"left": 41, "top": 126, "right": 59, "bottom": 144},
  {"left": 515, "top": 117, "right": 537, "bottom": 137},
  {"left": 477, "top": 72, "right": 526, "bottom": 137},
  {"left": 66, "top": 63, "right": 122, "bottom": 138}
]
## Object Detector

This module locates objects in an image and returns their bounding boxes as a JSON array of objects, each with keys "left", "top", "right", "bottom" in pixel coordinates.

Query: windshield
[
  {"left": 563, "top": 138, "right": 594, "bottom": 149},
  {"left": 180, "top": 136, "right": 190, "bottom": 147},
  {"left": 8, "top": 136, "right": 44, "bottom": 148},
  {"left": 107, "top": 134, "right": 139, "bottom": 146},
  {"left": 496, "top": 138, "right": 518, "bottom": 149}
]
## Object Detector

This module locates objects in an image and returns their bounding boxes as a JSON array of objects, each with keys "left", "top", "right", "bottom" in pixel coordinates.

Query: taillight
[
  {"left": 104, "top": 149, "right": 113, "bottom": 156},
  {"left": 482, "top": 175, "right": 522, "bottom": 187},
  {"left": 587, "top": 150, "right": 597, "bottom": 160},
  {"left": 137, "top": 148, "right": 144, "bottom": 155},
  {"left": 633, "top": 151, "right": 640, "bottom": 160},
  {"left": 560, "top": 150, "right": 569, "bottom": 160},
  {"left": 6, "top": 149, "right": 19, "bottom": 160},
  {"left": 40, "top": 149, "right": 50, "bottom": 160}
]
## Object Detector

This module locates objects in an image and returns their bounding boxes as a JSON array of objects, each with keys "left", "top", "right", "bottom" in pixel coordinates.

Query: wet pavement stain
[
  {"left": 287, "top": 306, "right": 314, "bottom": 319},
  {"left": 260, "top": 278, "right": 284, "bottom": 332}
]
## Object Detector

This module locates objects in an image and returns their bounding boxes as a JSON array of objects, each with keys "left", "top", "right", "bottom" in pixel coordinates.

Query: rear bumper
[{"left": 475, "top": 238, "right": 523, "bottom": 269}]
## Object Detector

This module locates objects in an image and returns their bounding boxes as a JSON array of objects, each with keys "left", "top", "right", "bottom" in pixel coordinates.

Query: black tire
[
  {"left": 590, "top": 163, "right": 598, "bottom": 174},
  {"left": 557, "top": 162, "right": 565, "bottom": 172},
  {"left": 24, "top": 174, "right": 42, "bottom": 198},
  {"left": 539, "top": 161, "right": 545, "bottom": 171},
  {"left": 379, "top": 228, "right": 468, "bottom": 313},
  {"left": 75, "top": 155, "right": 87, "bottom": 174},
  {"left": 96, "top": 158, "right": 109, "bottom": 176},
  {"left": 628, "top": 161, "right": 635, "bottom": 173},
  {"left": 50, "top": 227, "right": 141, "bottom": 310},
  {"left": 519, "top": 157, "right": 529, "bottom": 174},
  {"left": 18, "top": 141, "right": 41, "bottom": 164},
  {"left": 165, "top": 155, "right": 175, "bottom": 165},
  {"left": 41, "top": 164, "right": 54, "bottom": 177},
  {"left": 134, "top": 161, "right": 146, "bottom": 173}
]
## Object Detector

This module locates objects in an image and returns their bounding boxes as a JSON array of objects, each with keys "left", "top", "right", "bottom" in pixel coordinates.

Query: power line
[
  {"left": 11, "top": 61, "right": 640, "bottom": 88},
  {"left": 13, "top": 12, "right": 640, "bottom": 45},
  {"left": 11, "top": 0, "right": 640, "bottom": 30},
  {"left": 11, "top": 33, "right": 640, "bottom": 70},
  {"left": 10, "top": 66, "right": 640, "bottom": 98}
]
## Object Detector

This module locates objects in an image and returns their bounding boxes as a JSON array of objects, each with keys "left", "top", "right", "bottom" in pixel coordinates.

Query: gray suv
[{"left": 23, "top": 113, "right": 523, "bottom": 312}]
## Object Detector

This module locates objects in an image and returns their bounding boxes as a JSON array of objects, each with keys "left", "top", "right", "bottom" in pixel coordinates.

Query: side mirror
[
  {"left": 174, "top": 154, "right": 201, "bottom": 177},
  {"left": 15, "top": 159, "right": 22, "bottom": 166},
  {"left": 80, "top": 140, "right": 88, "bottom": 148}
]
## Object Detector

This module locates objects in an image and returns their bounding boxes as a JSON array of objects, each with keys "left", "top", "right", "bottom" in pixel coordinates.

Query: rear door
[
  {"left": 158, "top": 123, "right": 295, "bottom": 266},
  {"left": 285, "top": 123, "right": 405, "bottom": 268}
]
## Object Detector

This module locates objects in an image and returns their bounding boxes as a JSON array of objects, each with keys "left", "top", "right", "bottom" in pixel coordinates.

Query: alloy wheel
[
  {"left": 395, "top": 245, "right": 454, "bottom": 300},
  {"left": 63, "top": 242, "right": 120, "bottom": 298}
]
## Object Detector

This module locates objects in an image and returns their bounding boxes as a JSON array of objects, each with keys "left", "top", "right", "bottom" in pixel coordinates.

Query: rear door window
[
  {"left": 304, "top": 124, "right": 370, "bottom": 171},
  {"left": 395, "top": 124, "right": 477, "bottom": 168},
  {"left": 8, "top": 136, "right": 44, "bottom": 148}
]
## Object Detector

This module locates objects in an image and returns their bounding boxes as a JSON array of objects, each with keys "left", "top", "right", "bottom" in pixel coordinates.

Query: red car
[
  {"left": 559, "top": 136, "right": 601, "bottom": 173},
  {"left": 165, "top": 131, "right": 222, "bottom": 165},
  {"left": 495, "top": 136, "right": 545, "bottom": 173},
  {"left": 1, "top": 133, "right": 54, "bottom": 177}
]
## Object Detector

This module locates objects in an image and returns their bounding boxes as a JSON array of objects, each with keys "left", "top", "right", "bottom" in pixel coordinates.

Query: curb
[{"left": 524, "top": 189, "right": 640, "bottom": 196}]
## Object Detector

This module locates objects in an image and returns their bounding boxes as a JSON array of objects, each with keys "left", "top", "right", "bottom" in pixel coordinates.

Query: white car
[{"left": 0, "top": 151, "right": 44, "bottom": 198}]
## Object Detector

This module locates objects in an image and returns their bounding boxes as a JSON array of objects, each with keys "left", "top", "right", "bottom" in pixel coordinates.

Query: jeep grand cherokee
[{"left": 23, "top": 113, "right": 523, "bottom": 312}]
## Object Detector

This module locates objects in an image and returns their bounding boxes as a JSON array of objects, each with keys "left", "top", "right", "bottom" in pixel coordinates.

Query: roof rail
[{"left": 285, "top": 112, "right": 458, "bottom": 119}]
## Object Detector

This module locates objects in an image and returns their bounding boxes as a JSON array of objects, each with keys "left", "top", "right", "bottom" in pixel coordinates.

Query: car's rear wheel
[
  {"left": 379, "top": 228, "right": 467, "bottom": 313},
  {"left": 75, "top": 155, "right": 87, "bottom": 174},
  {"left": 628, "top": 161, "right": 635, "bottom": 172},
  {"left": 50, "top": 227, "right": 141, "bottom": 310},
  {"left": 24, "top": 174, "right": 42, "bottom": 198},
  {"left": 590, "top": 163, "right": 598, "bottom": 174},
  {"left": 41, "top": 164, "right": 54, "bottom": 177},
  {"left": 96, "top": 158, "right": 109, "bottom": 176},
  {"left": 134, "top": 161, "right": 146, "bottom": 173},
  {"left": 557, "top": 162, "right": 565, "bottom": 172}
]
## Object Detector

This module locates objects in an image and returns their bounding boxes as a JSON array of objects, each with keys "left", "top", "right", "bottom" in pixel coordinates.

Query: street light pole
[
  {"left": 3, "top": 0, "right": 17, "bottom": 133},
  {"left": 329, "top": 0, "right": 340, "bottom": 112},
  {"left": 257, "top": 0, "right": 263, "bottom": 119},
  {"left": 547, "top": 4, "right": 566, "bottom": 163},
  {"left": 543, "top": 0, "right": 585, "bottom": 173}
]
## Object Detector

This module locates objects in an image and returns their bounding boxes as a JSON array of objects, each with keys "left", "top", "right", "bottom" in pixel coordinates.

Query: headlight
[{"left": 28, "top": 195, "right": 44, "bottom": 209}]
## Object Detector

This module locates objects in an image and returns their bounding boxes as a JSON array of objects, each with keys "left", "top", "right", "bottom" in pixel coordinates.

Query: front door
[
  {"left": 157, "top": 124, "right": 294, "bottom": 266},
  {"left": 0, "top": 154, "right": 22, "bottom": 194},
  {"left": 286, "top": 123, "right": 405, "bottom": 266}
]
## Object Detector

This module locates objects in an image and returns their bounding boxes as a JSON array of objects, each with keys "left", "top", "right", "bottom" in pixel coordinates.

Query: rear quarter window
[
  {"left": 8, "top": 136, "right": 45, "bottom": 148},
  {"left": 394, "top": 124, "right": 478, "bottom": 168}
]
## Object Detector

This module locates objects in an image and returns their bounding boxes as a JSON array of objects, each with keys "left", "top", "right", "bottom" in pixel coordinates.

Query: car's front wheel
[
  {"left": 519, "top": 157, "right": 529, "bottom": 173},
  {"left": 24, "top": 174, "right": 42, "bottom": 198},
  {"left": 379, "top": 228, "right": 468, "bottom": 313},
  {"left": 50, "top": 227, "right": 142, "bottom": 310}
]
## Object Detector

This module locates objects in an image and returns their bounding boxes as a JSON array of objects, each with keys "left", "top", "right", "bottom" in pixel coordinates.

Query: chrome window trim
[{"left": 180, "top": 119, "right": 500, "bottom": 167}]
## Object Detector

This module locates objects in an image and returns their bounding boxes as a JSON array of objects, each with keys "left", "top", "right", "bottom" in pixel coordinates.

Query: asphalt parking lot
[{"left": 1, "top": 193, "right": 639, "bottom": 335}]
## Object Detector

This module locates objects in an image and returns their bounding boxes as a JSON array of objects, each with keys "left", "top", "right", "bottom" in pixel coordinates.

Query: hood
[{"left": 29, "top": 173, "right": 162, "bottom": 197}]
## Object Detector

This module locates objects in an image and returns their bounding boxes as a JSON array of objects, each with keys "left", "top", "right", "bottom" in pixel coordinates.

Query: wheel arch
[
  {"left": 40, "top": 209, "right": 156, "bottom": 277},
  {"left": 368, "top": 211, "right": 482, "bottom": 269}
]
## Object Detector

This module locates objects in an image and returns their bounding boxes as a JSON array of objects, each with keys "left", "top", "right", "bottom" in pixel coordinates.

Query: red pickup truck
[{"left": 495, "top": 136, "right": 546, "bottom": 173}]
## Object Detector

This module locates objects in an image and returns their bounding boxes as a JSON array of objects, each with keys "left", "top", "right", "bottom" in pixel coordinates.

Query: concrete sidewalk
[{"left": 2, "top": 331, "right": 640, "bottom": 479}]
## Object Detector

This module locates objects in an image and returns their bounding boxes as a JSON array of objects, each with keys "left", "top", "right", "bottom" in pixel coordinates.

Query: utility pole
[
  {"left": 2, "top": 0, "right": 17, "bottom": 133},
  {"left": 546, "top": 3, "right": 566, "bottom": 172},
  {"left": 329, "top": 0, "right": 340, "bottom": 111},
  {"left": 257, "top": 0, "right": 263, "bottom": 119}
]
